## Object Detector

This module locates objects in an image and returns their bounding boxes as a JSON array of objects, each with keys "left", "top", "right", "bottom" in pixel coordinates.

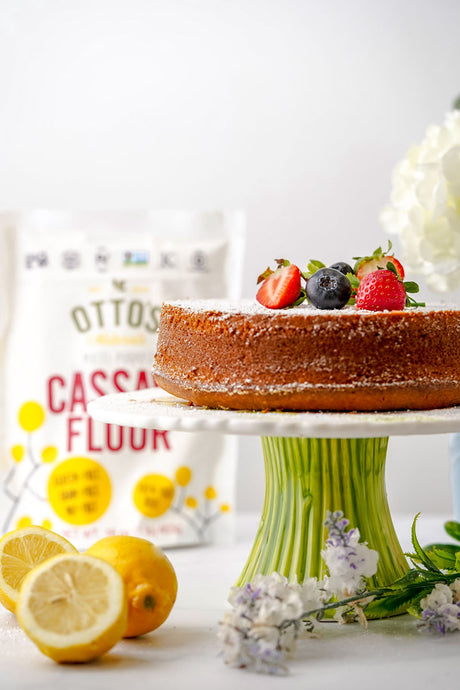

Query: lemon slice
[
  {"left": 16, "top": 553, "right": 128, "bottom": 663},
  {"left": 0, "top": 526, "right": 78, "bottom": 612}
]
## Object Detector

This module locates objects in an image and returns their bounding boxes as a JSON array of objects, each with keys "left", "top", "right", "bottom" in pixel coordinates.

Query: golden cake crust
[{"left": 152, "top": 300, "right": 460, "bottom": 412}]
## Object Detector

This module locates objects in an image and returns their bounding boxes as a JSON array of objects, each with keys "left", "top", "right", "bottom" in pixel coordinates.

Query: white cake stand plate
[
  {"left": 88, "top": 388, "right": 460, "bottom": 438},
  {"left": 88, "top": 389, "right": 460, "bottom": 616}
]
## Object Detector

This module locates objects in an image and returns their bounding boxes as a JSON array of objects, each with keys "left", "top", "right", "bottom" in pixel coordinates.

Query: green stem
[{"left": 237, "top": 436, "right": 408, "bottom": 617}]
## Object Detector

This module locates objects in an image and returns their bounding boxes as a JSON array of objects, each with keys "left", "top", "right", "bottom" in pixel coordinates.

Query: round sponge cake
[{"left": 152, "top": 299, "right": 460, "bottom": 412}]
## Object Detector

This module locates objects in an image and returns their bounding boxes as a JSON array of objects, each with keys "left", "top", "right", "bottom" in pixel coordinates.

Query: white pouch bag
[{"left": 0, "top": 210, "right": 245, "bottom": 549}]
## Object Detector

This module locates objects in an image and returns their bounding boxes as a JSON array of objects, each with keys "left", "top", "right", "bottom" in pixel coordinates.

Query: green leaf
[
  {"left": 347, "top": 273, "right": 360, "bottom": 289},
  {"left": 286, "top": 288, "right": 307, "bottom": 308},
  {"left": 411, "top": 514, "right": 441, "bottom": 573},
  {"left": 423, "top": 543, "right": 459, "bottom": 570},
  {"left": 352, "top": 241, "right": 393, "bottom": 273},
  {"left": 308, "top": 260, "right": 325, "bottom": 272},
  {"left": 257, "top": 266, "right": 274, "bottom": 284},
  {"left": 444, "top": 520, "right": 460, "bottom": 543},
  {"left": 365, "top": 588, "right": 424, "bottom": 617},
  {"left": 275, "top": 258, "right": 291, "bottom": 269},
  {"left": 386, "top": 261, "right": 398, "bottom": 276},
  {"left": 257, "top": 259, "right": 291, "bottom": 284},
  {"left": 405, "top": 294, "right": 426, "bottom": 308},
  {"left": 392, "top": 568, "right": 435, "bottom": 587},
  {"left": 304, "top": 260, "right": 326, "bottom": 279},
  {"left": 391, "top": 569, "right": 422, "bottom": 586},
  {"left": 403, "top": 282, "right": 420, "bottom": 293}
]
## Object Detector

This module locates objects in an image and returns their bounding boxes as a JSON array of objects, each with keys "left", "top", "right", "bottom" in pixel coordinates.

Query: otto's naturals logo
[
  {"left": 70, "top": 300, "right": 161, "bottom": 334},
  {"left": 69, "top": 279, "right": 161, "bottom": 334}
]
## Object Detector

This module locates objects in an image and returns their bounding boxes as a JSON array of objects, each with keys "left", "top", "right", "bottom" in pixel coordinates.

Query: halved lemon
[
  {"left": 16, "top": 553, "right": 128, "bottom": 663},
  {"left": 0, "top": 526, "right": 78, "bottom": 612}
]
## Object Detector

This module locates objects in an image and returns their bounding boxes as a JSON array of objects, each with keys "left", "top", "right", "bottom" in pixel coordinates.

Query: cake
[{"left": 152, "top": 299, "right": 460, "bottom": 412}]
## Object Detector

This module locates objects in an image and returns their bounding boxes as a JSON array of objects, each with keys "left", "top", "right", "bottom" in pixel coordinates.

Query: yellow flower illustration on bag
[
  {"left": 133, "top": 465, "right": 231, "bottom": 539},
  {"left": 3, "top": 401, "right": 112, "bottom": 531},
  {"left": 3, "top": 402, "right": 51, "bottom": 532}
]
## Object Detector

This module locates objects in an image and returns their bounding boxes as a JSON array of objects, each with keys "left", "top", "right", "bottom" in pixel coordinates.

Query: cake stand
[{"left": 88, "top": 390, "right": 460, "bottom": 611}]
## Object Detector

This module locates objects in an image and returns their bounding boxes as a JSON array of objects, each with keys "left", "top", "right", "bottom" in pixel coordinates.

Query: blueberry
[
  {"left": 306, "top": 268, "right": 352, "bottom": 309},
  {"left": 329, "top": 261, "right": 354, "bottom": 276}
]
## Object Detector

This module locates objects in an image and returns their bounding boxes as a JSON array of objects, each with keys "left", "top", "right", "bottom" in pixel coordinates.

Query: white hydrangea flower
[{"left": 381, "top": 110, "right": 460, "bottom": 291}]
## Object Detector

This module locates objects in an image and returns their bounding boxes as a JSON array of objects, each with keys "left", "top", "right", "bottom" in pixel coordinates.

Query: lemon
[
  {"left": 86, "top": 536, "right": 177, "bottom": 638},
  {"left": 0, "top": 526, "right": 78, "bottom": 612},
  {"left": 16, "top": 553, "right": 128, "bottom": 663}
]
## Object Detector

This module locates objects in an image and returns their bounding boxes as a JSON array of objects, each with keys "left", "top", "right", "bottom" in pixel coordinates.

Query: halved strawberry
[
  {"left": 256, "top": 264, "right": 302, "bottom": 309},
  {"left": 354, "top": 242, "right": 405, "bottom": 281}
]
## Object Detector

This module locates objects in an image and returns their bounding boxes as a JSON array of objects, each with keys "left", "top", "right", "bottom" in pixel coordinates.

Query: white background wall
[{"left": 1, "top": 0, "right": 459, "bottom": 517}]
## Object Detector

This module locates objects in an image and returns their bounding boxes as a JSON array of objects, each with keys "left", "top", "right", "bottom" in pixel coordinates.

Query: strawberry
[
  {"left": 354, "top": 241, "right": 405, "bottom": 281},
  {"left": 256, "top": 264, "right": 302, "bottom": 309},
  {"left": 355, "top": 269, "right": 406, "bottom": 311},
  {"left": 356, "top": 255, "right": 404, "bottom": 281}
]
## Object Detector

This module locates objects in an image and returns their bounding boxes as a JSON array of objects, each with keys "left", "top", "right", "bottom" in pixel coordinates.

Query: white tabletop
[{"left": 0, "top": 513, "right": 458, "bottom": 690}]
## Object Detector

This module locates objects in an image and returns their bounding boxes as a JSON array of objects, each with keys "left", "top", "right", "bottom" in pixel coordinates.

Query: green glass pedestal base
[{"left": 237, "top": 436, "right": 408, "bottom": 615}]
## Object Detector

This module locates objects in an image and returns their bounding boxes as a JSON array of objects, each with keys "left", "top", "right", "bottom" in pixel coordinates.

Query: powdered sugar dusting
[{"left": 163, "top": 298, "right": 460, "bottom": 317}]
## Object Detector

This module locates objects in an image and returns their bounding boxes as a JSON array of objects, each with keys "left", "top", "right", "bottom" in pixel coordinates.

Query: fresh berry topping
[
  {"left": 329, "top": 261, "right": 354, "bottom": 276},
  {"left": 354, "top": 241, "right": 405, "bottom": 281},
  {"left": 355, "top": 269, "right": 406, "bottom": 311},
  {"left": 256, "top": 264, "right": 302, "bottom": 309},
  {"left": 356, "top": 255, "right": 404, "bottom": 281},
  {"left": 306, "top": 268, "right": 352, "bottom": 310},
  {"left": 256, "top": 246, "right": 424, "bottom": 311},
  {"left": 257, "top": 258, "right": 291, "bottom": 284}
]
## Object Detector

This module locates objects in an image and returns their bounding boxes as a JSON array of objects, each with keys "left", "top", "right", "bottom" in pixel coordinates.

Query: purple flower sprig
[
  {"left": 322, "top": 510, "right": 379, "bottom": 603},
  {"left": 417, "top": 582, "right": 460, "bottom": 635},
  {"left": 324, "top": 510, "right": 355, "bottom": 547},
  {"left": 218, "top": 513, "right": 460, "bottom": 676}
]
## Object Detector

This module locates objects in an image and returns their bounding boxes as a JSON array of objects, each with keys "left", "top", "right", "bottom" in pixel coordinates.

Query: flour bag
[{"left": 0, "top": 211, "right": 245, "bottom": 549}]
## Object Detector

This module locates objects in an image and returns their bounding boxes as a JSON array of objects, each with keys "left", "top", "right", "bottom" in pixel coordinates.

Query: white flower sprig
[
  {"left": 218, "top": 511, "right": 378, "bottom": 674},
  {"left": 322, "top": 511, "right": 379, "bottom": 600},
  {"left": 217, "top": 572, "right": 326, "bottom": 675},
  {"left": 218, "top": 513, "right": 460, "bottom": 675},
  {"left": 417, "top": 580, "right": 460, "bottom": 635},
  {"left": 381, "top": 110, "right": 460, "bottom": 292}
]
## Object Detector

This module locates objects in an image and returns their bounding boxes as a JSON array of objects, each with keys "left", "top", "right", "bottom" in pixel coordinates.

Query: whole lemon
[{"left": 86, "top": 535, "right": 177, "bottom": 638}]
